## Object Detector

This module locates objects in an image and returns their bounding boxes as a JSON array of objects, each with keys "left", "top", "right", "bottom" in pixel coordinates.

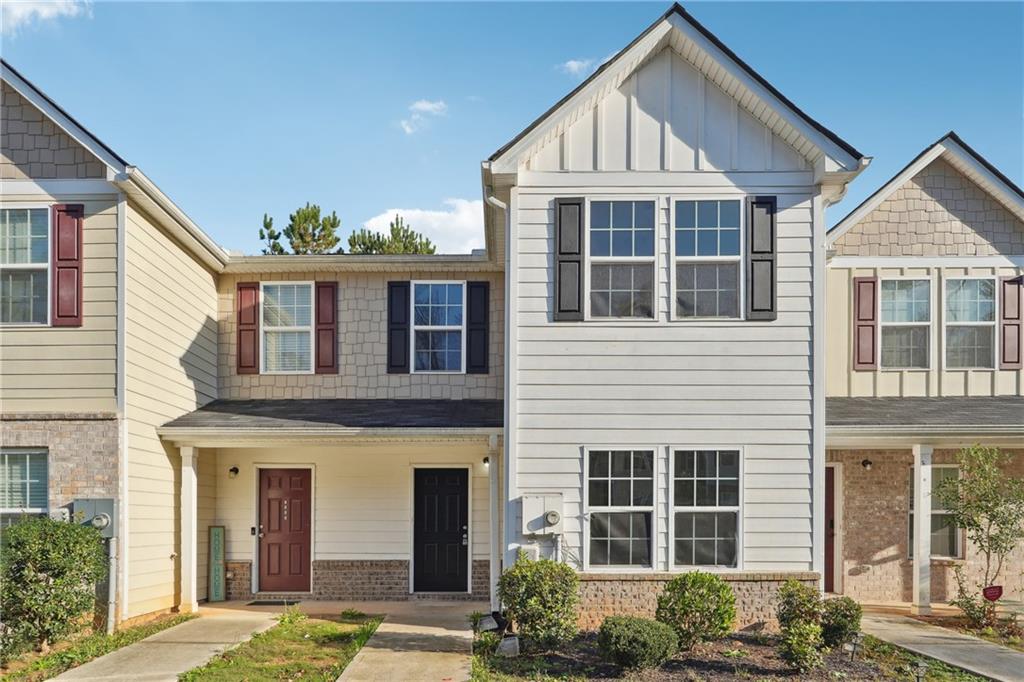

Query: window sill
[{"left": 0, "top": 323, "right": 51, "bottom": 329}]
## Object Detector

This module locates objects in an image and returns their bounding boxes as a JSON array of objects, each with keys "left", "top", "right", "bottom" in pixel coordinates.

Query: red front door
[
  {"left": 824, "top": 467, "right": 836, "bottom": 593},
  {"left": 259, "top": 468, "right": 311, "bottom": 592}
]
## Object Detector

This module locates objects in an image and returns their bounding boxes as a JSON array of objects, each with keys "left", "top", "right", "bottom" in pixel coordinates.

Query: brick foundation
[
  {"left": 576, "top": 572, "right": 819, "bottom": 631},
  {"left": 828, "top": 448, "right": 1024, "bottom": 604},
  {"left": 224, "top": 559, "right": 491, "bottom": 602}
]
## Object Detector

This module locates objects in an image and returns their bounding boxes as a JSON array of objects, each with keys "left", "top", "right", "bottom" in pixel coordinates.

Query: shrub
[
  {"left": 779, "top": 620, "right": 824, "bottom": 672},
  {"left": 776, "top": 579, "right": 822, "bottom": 630},
  {"left": 598, "top": 616, "right": 678, "bottom": 670},
  {"left": 1, "top": 516, "right": 107, "bottom": 652},
  {"left": 821, "top": 596, "right": 862, "bottom": 648},
  {"left": 655, "top": 572, "right": 735, "bottom": 650},
  {"left": 497, "top": 552, "right": 578, "bottom": 648}
]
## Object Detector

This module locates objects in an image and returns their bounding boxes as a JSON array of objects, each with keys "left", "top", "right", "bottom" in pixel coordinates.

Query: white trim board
[
  {"left": 829, "top": 256, "right": 1024, "bottom": 269},
  {"left": 0, "top": 179, "right": 120, "bottom": 197}
]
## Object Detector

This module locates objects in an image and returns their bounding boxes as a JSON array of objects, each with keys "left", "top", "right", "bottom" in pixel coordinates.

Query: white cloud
[
  {"left": 2, "top": 0, "right": 89, "bottom": 36},
  {"left": 362, "top": 199, "right": 484, "bottom": 254},
  {"left": 400, "top": 99, "right": 447, "bottom": 135},
  {"left": 558, "top": 58, "right": 594, "bottom": 77}
]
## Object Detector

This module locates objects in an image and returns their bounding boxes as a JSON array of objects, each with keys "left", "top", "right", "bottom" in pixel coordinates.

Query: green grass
[
  {"left": 860, "top": 635, "right": 989, "bottom": 681},
  {"left": 179, "top": 611, "right": 380, "bottom": 682},
  {"left": 2, "top": 614, "right": 195, "bottom": 682}
]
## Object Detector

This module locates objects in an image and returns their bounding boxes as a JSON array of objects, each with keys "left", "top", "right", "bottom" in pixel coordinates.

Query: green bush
[
  {"left": 655, "top": 572, "right": 735, "bottom": 650},
  {"left": 779, "top": 620, "right": 824, "bottom": 672},
  {"left": 497, "top": 552, "right": 578, "bottom": 648},
  {"left": 0, "top": 516, "right": 107, "bottom": 652},
  {"left": 598, "top": 616, "right": 678, "bottom": 670},
  {"left": 821, "top": 596, "right": 862, "bottom": 648},
  {"left": 776, "top": 579, "right": 822, "bottom": 630}
]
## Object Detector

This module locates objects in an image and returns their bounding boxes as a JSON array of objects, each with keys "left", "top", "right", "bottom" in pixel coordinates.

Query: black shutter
[
  {"left": 387, "top": 281, "right": 410, "bottom": 374},
  {"left": 554, "top": 198, "right": 585, "bottom": 321},
  {"left": 746, "top": 196, "right": 777, "bottom": 321},
  {"left": 466, "top": 281, "right": 490, "bottom": 374}
]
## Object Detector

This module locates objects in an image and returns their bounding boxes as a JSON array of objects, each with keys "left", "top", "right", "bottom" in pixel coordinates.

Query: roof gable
[{"left": 488, "top": 3, "right": 864, "bottom": 174}]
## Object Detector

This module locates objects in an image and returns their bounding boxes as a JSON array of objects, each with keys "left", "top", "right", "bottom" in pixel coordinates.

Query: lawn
[
  {"left": 471, "top": 632, "right": 988, "bottom": 681},
  {"left": 178, "top": 608, "right": 381, "bottom": 682},
  {"left": 1, "top": 614, "right": 195, "bottom": 682}
]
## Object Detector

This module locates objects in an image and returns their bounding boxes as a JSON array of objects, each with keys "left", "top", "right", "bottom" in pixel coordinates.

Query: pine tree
[
  {"left": 347, "top": 214, "right": 436, "bottom": 255},
  {"left": 258, "top": 213, "right": 285, "bottom": 255},
  {"left": 282, "top": 203, "right": 343, "bottom": 254}
]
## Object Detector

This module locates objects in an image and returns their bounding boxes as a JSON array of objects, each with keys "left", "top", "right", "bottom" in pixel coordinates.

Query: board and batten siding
[
  {"left": 0, "top": 194, "right": 118, "bottom": 412},
  {"left": 826, "top": 265, "right": 1024, "bottom": 397},
  {"left": 123, "top": 201, "right": 218, "bottom": 618},
  {"left": 512, "top": 177, "right": 819, "bottom": 573}
]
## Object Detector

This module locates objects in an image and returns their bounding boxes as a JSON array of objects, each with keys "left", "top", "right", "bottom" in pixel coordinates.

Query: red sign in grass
[{"left": 983, "top": 585, "right": 1003, "bottom": 601}]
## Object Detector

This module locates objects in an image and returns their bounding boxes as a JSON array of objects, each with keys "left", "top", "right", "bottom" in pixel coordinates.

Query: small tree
[
  {"left": 348, "top": 214, "right": 436, "bottom": 255},
  {"left": 284, "top": 203, "right": 342, "bottom": 254},
  {"left": 933, "top": 445, "right": 1024, "bottom": 626},
  {"left": 1, "top": 516, "right": 107, "bottom": 652},
  {"left": 258, "top": 213, "right": 285, "bottom": 255}
]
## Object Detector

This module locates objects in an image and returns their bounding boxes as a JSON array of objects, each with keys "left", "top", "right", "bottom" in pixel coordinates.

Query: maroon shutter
[
  {"left": 1000, "top": 276, "right": 1022, "bottom": 370},
  {"left": 853, "top": 276, "right": 878, "bottom": 370},
  {"left": 314, "top": 281, "right": 338, "bottom": 374},
  {"left": 237, "top": 282, "right": 259, "bottom": 374},
  {"left": 51, "top": 204, "right": 83, "bottom": 327}
]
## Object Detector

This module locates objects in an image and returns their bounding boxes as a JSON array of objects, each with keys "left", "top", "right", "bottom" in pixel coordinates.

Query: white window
[
  {"left": 0, "top": 449, "right": 48, "bottom": 528},
  {"left": 589, "top": 201, "right": 655, "bottom": 319},
  {"left": 880, "top": 279, "right": 930, "bottom": 369},
  {"left": 672, "top": 449, "right": 740, "bottom": 568},
  {"left": 945, "top": 278, "right": 996, "bottom": 369},
  {"left": 261, "top": 282, "right": 313, "bottom": 373},
  {"left": 0, "top": 207, "right": 49, "bottom": 325},
  {"left": 673, "top": 200, "right": 742, "bottom": 319},
  {"left": 586, "top": 450, "right": 654, "bottom": 567},
  {"left": 412, "top": 281, "right": 465, "bottom": 372},
  {"left": 909, "top": 466, "right": 960, "bottom": 559}
]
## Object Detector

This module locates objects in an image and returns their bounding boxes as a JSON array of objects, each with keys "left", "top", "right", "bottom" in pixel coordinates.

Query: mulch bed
[{"left": 484, "top": 632, "right": 889, "bottom": 681}]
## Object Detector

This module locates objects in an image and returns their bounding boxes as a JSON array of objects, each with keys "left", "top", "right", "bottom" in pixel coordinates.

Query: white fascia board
[
  {"left": 829, "top": 255, "right": 1024, "bottom": 269},
  {"left": 156, "top": 426, "right": 503, "bottom": 448},
  {"left": 0, "top": 179, "right": 120, "bottom": 196}
]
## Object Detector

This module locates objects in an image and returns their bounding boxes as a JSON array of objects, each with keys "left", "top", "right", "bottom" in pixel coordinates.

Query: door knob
[{"left": 462, "top": 533, "right": 468, "bottom": 546}]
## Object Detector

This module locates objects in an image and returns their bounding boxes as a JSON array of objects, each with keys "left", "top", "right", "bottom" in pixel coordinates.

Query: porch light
[
  {"left": 228, "top": 466, "right": 239, "bottom": 478},
  {"left": 861, "top": 459, "right": 873, "bottom": 471},
  {"left": 483, "top": 457, "right": 490, "bottom": 467}
]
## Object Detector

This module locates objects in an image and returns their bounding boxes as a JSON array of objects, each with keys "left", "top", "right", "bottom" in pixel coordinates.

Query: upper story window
[
  {"left": 945, "top": 278, "right": 995, "bottom": 369},
  {"left": 672, "top": 449, "right": 740, "bottom": 568},
  {"left": 412, "top": 281, "right": 464, "bottom": 372},
  {"left": 589, "top": 201, "right": 655, "bottom": 319},
  {"left": 261, "top": 282, "right": 313, "bottom": 373},
  {"left": 0, "top": 208, "right": 49, "bottom": 325},
  {"left": 587, "top": 449, "right": 654, "bottom": 567},
  {"left": 674, "top": 200, "right": 741, "bottom": 319},
  {"left": 0, "top": 449, "right": 48, "bottom": 529},
  {"left": 880, "top": 280, "right": 930, "bottom": 369}
]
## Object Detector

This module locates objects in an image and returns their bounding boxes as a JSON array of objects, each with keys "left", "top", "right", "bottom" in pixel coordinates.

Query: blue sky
[{"left": 3, "top": 2, "right": 1021, "bottom": 254}]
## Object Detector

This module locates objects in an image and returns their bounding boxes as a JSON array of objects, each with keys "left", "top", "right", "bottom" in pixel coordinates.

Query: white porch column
[
  {"left": 912, "top": 444, "right": 933, "bottom": 615},
  {"left": 488, "top": 434, "right": 500, "bottom": 612},
  {"left": 180, "top": 446, "right": 199, "bottom": 613}
]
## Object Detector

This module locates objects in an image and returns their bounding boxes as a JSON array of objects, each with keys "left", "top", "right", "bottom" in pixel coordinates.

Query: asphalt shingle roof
[{"left": 827, "top": 397, "right": 1024, "bottom": 428}]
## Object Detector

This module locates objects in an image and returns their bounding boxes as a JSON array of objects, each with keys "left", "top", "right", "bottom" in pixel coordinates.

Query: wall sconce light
[
  {"left": 228, "top": 466, "right": 239, "bottom": 478},
  {"left": 483, "top": 457, "right": 490, "bottom": 467},
  {"left": 861, "top": 459, "right": 873, "bottom": 471}
]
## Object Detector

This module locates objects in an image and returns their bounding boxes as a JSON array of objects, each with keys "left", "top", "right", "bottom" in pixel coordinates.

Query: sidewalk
[
  {"left": 338, "top": 601, "right": 486, "bottom": 682},
  {"left": 55, "top": 609, "right": 277, "bottom": 681},
  {"left": 862, "top": 614, "right": 1024, "bottom": 682}
]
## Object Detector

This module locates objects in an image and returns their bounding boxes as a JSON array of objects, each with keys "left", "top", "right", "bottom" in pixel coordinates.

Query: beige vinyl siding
[
  {"left": 826, "top": 265, "right": 1024, "bottom": 397},
  {"left": 211, "top": 442, "right": 493, "bottom": 567},
  {"left": 124, "top": 202, "right": 218, "bottom": 619},
  {"left": 0, "top": 194, "right": 119, "bottom": 412},
  {"left": 514, "top": 180, "right": 818, "bottom": 572}
]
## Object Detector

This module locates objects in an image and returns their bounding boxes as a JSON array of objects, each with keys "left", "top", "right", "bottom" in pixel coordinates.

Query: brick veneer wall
[
  {"left": 576, "top": 572, "right": 819, "bottom": 631},
  {"left": 0, "top": 414, "right": 120, "bottom": 513},
  {"left": 217, "top": 271, "right": 503, "bottom": 400},
  {"left": 224, "top": 559, "right": 491, "bottom": 602},
  {"left": 1, "top": 82, "right": 106, "bottom": 180},
  {"left": 828, "top": 448, "right": 1024, "bottom": 604},
  {"left": 833, "top": 157, "right": 1024, "bottom": 256}
]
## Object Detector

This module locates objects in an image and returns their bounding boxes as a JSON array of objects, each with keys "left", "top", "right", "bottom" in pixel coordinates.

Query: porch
[{"left": 158, "top": 399, "right": 504, "bottom": 612}]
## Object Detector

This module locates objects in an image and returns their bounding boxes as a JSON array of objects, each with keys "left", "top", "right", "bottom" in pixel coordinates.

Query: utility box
[
  {"left": 73, "top": 498, "right": 117, "bottom": 539},
  {"left": 521, "top": 493, "right": 563, "bottom": 535}
]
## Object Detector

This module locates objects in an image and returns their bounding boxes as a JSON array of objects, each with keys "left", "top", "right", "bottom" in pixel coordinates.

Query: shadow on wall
[{"left": 177, "top": 314, "right": 219, "bottom": 408}]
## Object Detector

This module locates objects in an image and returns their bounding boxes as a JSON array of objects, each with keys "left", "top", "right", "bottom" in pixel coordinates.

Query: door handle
[{"left": 258, "top": 532, "right": 265, "bottom": 539}]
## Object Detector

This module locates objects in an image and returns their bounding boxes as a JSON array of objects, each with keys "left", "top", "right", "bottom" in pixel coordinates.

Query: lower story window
[
  {"left": 909, "top": 466, "right": 960, "bottom": 558},
  {"left": 587, "top": 449, "right": 654, "bottom": 567},
  {"left": 673, "top": 449, "right": 740, "bottom": 568},
  {"left": 0, "top": 449, "right": 48, "bottom": 528}
]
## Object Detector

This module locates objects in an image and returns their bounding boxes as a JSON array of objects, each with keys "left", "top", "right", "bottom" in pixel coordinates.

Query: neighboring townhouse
[
  {"left": 485, "top": 4, "right": 866, "bottom": 629},
  {"left": 825, "top": 132, "right": 1024, "bottom": 613}
]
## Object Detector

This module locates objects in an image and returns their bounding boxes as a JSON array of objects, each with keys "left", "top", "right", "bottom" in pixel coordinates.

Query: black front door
[{"left": 414, "top": 468, "right": 468, "bottom": 592}]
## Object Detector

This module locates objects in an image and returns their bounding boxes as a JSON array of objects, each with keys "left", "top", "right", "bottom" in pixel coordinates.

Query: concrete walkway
[
  {"left": 338, "top": 601, "right": 486, "bottom": 682},
  {"left": 863, "top": 614, "right": 1024, "bottom": 682},
  {"left": 55, "top": 608, "right": 277, "bottom": 681}
]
